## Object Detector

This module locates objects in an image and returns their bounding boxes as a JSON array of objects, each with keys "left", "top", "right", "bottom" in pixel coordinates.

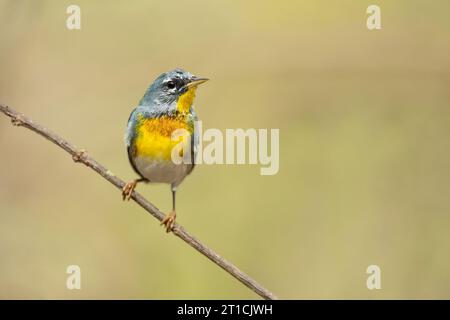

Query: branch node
[
  {"left": 11, "top": 115, "right": 24, "bottom": 126},
  {"left": 72, "top": 149, "right": 87, "bottom": 163}
]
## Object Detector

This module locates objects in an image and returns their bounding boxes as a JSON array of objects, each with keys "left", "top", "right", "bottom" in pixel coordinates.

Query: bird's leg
[
  {"left": 122, "top": 178, "right": 146, "bottom": 201},
  {"left": 161, "top": 186, "right": 177, "bottom": 233}
]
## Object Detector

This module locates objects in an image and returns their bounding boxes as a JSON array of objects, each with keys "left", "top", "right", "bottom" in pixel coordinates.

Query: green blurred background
[{"left": 0, "top": 0, "right": 449, "bottom": 299}]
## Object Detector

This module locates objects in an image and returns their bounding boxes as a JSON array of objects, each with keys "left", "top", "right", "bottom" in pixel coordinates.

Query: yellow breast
[{"left": 134, "top": 115, "right": 192, "bottom": 161}]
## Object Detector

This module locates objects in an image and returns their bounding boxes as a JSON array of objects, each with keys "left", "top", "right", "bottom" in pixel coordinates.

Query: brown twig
[{"left": 0, "top": 104, "right": 277, "bottom": 300}]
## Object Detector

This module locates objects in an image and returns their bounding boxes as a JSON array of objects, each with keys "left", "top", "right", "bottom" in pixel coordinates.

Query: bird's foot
[
  {"left": 161, "top": 211, "right": 177, "bottom": 233},
  {"left": 122, "top": 180, "right": 138, "bottom": 201}
]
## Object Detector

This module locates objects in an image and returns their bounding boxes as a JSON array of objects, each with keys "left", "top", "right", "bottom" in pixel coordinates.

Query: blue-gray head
[{"left": 139, "top": 69, "right": 208, "bottom": 113}]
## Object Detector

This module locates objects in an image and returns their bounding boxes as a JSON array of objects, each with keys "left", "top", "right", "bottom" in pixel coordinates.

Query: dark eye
[{"left": 166, "top": 81, "right": 176, "bottom": 89}]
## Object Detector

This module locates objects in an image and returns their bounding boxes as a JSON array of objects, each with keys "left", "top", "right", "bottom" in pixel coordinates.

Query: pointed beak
[{"left": 186, "top": 77, "right": 209, "bottom": 89}]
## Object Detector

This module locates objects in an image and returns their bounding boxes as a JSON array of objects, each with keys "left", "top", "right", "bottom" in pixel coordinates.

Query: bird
[{"left": 122, "top": 69, "right": 208, "bottom": 232}]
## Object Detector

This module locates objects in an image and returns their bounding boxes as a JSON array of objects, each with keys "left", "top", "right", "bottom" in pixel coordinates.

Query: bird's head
[{"left": 139, "top": 68, "right": 208, "bottom": 114}]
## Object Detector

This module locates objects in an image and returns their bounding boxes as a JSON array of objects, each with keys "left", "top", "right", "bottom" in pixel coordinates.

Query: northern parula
[{"left": 122, "top": 69, "right": 208, "bottom": 232}]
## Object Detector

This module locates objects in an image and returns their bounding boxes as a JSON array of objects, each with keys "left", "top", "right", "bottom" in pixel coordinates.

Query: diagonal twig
[{"left": 0, "top": 104, "right": 277, "bottom": 300}]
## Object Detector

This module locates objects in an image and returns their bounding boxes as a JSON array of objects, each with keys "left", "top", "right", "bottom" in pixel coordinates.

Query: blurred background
[{"left": 0, "top": 0, "right": 449, "bottom": 299}]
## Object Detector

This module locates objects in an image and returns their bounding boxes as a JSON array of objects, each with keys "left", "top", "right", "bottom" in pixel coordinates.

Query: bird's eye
[{"left": 166, "top": 81, "right": 176, "bottom": 90}]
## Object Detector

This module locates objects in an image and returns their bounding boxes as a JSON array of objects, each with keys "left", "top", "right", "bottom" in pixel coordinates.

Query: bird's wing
[
  {"left": 125, "top": 107, "right": 146, "bottom": 179},
  {"left": 186, "top": 110, "right": 199, "bottom": 176},
  {"left": 186, "top": 132, "right": 196, "bottom": 176}
]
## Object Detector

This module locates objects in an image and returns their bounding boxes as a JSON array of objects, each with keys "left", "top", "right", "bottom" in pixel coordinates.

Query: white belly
[{"left": 134, "top": 156, "right": 191, "bottom": 186}]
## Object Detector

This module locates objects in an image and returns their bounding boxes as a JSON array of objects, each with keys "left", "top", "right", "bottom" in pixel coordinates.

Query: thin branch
[{"left": 0, "top": 104, "right": 277, "bottom": 300}]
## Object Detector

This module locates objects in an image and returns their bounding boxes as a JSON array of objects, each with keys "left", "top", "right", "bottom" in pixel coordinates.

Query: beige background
[{"left": 0, "top": 0, "right": 449, "bottom": 299}]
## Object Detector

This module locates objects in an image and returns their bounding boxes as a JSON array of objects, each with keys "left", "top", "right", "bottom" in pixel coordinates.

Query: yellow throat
[{"left": 176, "top": 87, "right": 197, "bottom": 113}]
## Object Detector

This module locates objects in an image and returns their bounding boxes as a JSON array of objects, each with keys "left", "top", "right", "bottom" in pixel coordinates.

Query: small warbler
[{"left": 123, "top": 69, "right": 208, "bottom": 232}]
